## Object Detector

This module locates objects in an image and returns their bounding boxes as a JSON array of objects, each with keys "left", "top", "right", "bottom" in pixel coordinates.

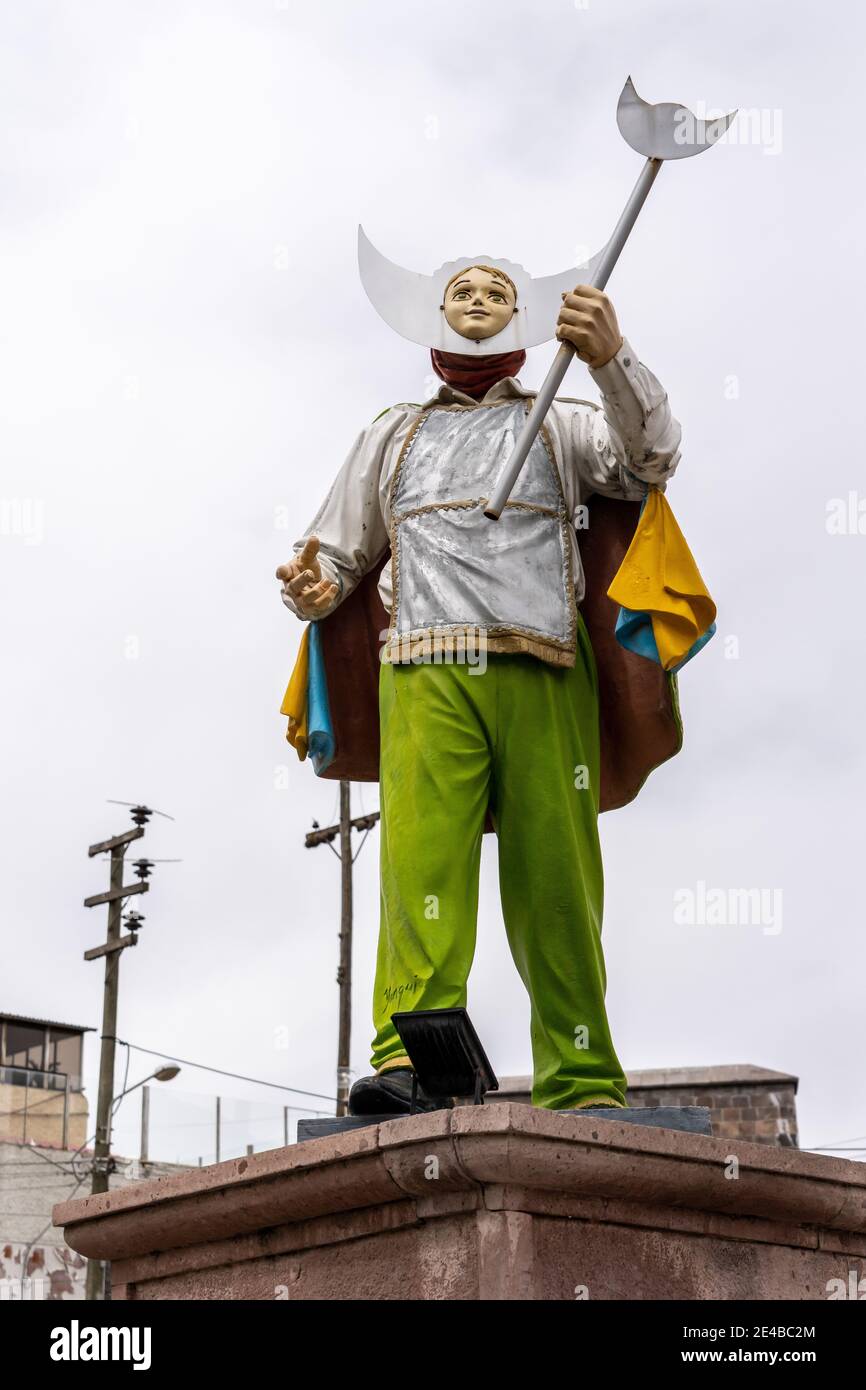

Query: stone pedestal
[
  {"left": 296, "top": 1104, "right": 712, "bottom": 1142},
  {"left": 54, "top": 1104, "right": 866, "bottom": 1301}
]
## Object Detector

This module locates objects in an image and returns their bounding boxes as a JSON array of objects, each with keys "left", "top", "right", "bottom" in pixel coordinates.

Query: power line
[
  {"left": 114, "top": 1042, "right": 131, "bottom": 1117},
  {"left": 0, "top": 1157, "right": 85, "bottom": 1176},
  {"left": 8, "top": 1143, "right": 73, "bottom": 1175},
  {"left": 2, "top": 1210, "right": 77, "bottom": 1218},
  {"left": 0, "top": 1144, "right": 80, "bottom": 1175},
  {"left": 0, "top": 1184, "right": 82, "bottom": 1192},
  {"left": 111, "top": 1108, "right": 331, "bottom": 1129},
  {"left": 0, "top": 1164, "right": 80, "bottom": 1171},
  {"left": 15, "top": 1169, "right": 88, "bottom": 1298},
  {"left": 805, "top": 1145, "right": 866, "bottom": 1154},
  {"left": 804, "top": 1132, "right": 866, "bottom": 1148},
  {"left": 0, "top": 1088, "right": 80, "bottom": 1118},
  {"left": 107, "top": 1038, "right": 337, "bottom": 1103}
]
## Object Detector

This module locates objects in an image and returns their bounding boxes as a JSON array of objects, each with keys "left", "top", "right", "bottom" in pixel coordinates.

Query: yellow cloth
[
  {"left": 607, "top": 488, "right": 716, "bottom": 672},
  {"left": 280, "top": 627, "right": 310, "bottom": 760}
]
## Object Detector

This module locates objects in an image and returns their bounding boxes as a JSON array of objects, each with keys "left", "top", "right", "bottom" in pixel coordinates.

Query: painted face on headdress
[{"left": 442, "top": 265, "right": 517, "bottom": 342}]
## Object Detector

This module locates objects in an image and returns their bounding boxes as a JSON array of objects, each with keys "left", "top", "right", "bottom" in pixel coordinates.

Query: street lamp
[{"left": 111, "top": 1065, "right": 181, "bottom": 1109}]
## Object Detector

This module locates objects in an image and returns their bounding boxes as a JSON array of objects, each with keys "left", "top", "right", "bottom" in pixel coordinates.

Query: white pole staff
[{"left": 484, "top": 78, "right": 736, "bottom": 521}]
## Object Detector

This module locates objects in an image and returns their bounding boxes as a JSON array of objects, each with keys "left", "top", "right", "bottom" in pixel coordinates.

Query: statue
[{"left": 276, "top": 80, "right": 724, "bottom": 1116}]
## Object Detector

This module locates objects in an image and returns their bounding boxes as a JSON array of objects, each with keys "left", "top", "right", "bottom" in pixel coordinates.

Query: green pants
[{"left": 371, "top": 618, "right": 627, "bottom": 1110}]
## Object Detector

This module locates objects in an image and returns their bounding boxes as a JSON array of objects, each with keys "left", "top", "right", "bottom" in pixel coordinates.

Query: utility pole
[
  {"left": 81, "top": 801, "right": 174, "bottom": 1300},
  {"left": 82, "top": 821, "right": 146, "bottom": 1299},
  {"left": 337, "top": 782, "right": 352, "bottom": 1118},
  {"left": 305, "top": 781, "right": 379, "bottom": 1117}
]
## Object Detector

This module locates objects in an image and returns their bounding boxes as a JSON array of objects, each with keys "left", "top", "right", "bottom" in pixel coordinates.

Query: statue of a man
[{"left": 277, "top": 240, "right": 682, "bottom": 1115}]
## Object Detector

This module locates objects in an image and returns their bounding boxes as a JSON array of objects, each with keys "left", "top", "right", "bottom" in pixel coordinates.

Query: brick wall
[
  {"left": 0, "top": 1141, "right": 189, "bottom": 1300},
  {"left": 489, "top": 1065, "right": 799, "bottom": 1146}
]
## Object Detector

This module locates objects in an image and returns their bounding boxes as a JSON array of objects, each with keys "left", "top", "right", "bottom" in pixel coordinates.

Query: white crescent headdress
[{"left": 357, "top": 225, "right": 602, "bottom": 354}]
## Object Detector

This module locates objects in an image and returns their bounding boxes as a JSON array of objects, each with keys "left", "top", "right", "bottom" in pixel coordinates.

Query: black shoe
[{"left": 348, "top": 1067, "right": 453, "bottom": 1116}]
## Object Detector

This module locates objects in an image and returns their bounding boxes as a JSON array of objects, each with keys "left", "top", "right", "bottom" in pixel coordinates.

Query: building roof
[
  {"left": 495, "top": 1064, "right": 799, "bottom": 1096},
  {"left": 0, "top": 1012, "right": 95, "bottom": 1034},
  {"left": 626, "top": 1064, "right": 799, "bottom": 1091}
]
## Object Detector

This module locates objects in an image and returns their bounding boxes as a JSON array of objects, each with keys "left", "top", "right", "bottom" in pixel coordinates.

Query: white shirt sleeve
[
  {"left": 280, "top": 407, "right": 408, "bottom": 621},
  {"left": 568, "top": 336, "right": 682, "bottom": 500}
]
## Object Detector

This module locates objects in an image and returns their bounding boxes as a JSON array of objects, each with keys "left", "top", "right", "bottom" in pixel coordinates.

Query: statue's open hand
[
  {"left": 275, "top": 536, "right": 339, "bottom": 619},
  {"left": 555, "top": 285, "right": 623, "bottom": 369}
]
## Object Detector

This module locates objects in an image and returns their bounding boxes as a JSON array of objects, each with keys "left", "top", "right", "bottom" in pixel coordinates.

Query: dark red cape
[{"left": 314, "top": 494, "right": 682, "bottom": 813}]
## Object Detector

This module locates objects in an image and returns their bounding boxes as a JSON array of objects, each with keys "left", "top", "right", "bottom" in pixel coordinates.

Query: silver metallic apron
[{"left": 382, "top": 400, "right": 577, "bottom": 667}]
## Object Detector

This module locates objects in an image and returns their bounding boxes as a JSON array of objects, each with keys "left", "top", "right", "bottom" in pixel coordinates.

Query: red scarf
[{"left": 430, "top": 348, "right": 526, "bottom": 400}]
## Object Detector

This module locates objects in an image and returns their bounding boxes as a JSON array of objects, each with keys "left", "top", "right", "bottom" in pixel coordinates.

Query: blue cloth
[
  {"left": 614, "top": 605, "right": 716, "bottom": 673},
  {"left": 307, "top": 622, "right": 336, "bottom": 775}
]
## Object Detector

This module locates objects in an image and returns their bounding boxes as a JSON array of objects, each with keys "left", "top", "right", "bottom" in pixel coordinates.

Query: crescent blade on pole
[
  {"left": 484, "top": 78, "right": 736, "bottom": 521},
  {"left": 616, "top": 76, "right": 737, "bottom": 161}
]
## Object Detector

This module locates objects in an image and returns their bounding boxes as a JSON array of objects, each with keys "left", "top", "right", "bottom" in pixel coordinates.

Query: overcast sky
[{"left": 1, "top": 0, "right": 864, "bottom": 1165}]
